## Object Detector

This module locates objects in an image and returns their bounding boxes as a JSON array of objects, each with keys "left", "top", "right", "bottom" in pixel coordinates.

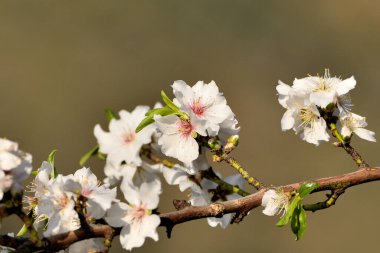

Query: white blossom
[
  {"left": 38, "top": 175, "right": 79, "bottom": 237},
  {"left": 94, "top": 106, "right": 155, "bottom": 167},
  {"left": 162, "top": 165, "right": 198, "bottom": 192},
  {"left": 105, "top": 181, "right": 161, "bottom": 251},
  {"left": 280, "top": 95, "right": 330, "bottom": 145},
  {"left": 65, "top": 167, "right": 117, "bottom": 219},
  {"left": 339, "top": 112, "right": 376, "bottom": 142},
  {"left": 292, "top": 69, "right": 356, "bottom": 109},
  {"left": 261, "top": 189, "right": 289, "bottom": 216},
  {"left": 0, "top": 138, "right": 32, "bottom": 200},
  {"left": 154, "top": 114, "right": 199, "bottom": 165},
  {"left": 172, "top": 80, "right": 234, "bottom": 136}
]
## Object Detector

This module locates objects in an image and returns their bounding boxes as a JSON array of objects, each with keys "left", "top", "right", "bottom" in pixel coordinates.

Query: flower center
[
  {"left": 178, "top": 120, "right": 195, "bottom": 138},
  {"left": 130, "top": 205, "right": 147, "bottom": 223},
  {"left": 189, "top": 99, "right": 207, "bottom": 117},
  {"left": 123, "top": 132, "right": 136, "bottom": 145},
  {"left": 299, "top": 107, "right": 318, "bottom": 127}
]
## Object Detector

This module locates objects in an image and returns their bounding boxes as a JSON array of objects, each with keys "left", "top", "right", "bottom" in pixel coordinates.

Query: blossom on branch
[
  {"left": 339, "top": 112, "right": 376, "bottom": 142},
  {"left": 172, "top": 80, "right": 234, "bottom": 136},
  {"left": 94, "top": 106, "right": 156, "bottom": 166},
  {"left": 154, "top": 114, "right": 199, "bottom": 165},
  {"left": 261, "top": 189, "right": 289, "bottom": 216},
  {"left": 105, "top": 181, "right": 161, "bottom": 250},
  {"left": 0, "top": 138, "right": 32, "bottom": 200},
  {"left": 65, "top": 167, "right": 117, "bottom": 219}
]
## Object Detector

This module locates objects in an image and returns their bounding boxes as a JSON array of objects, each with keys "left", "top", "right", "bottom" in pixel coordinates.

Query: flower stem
[
  {"left": 201, "top": 168, "right": 250, "bottom": 197},
  {"left": 329, "top": 122, "right": 370, "bottom": 168},
  {"left": 214, "top": 153, "right": 262, "bottom": 190}
]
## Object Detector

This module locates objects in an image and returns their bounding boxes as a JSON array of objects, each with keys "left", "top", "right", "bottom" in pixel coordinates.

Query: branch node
[{"left": 173, "top": 200, "right": 191, "bottom": 211}]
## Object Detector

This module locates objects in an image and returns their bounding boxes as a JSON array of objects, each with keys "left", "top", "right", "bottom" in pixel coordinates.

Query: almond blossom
[
  {"left": 292, "top": 69, "right": 356, "bottom": 109},
  {"left": 279, "top": 94, "right": 329, "bottom": 145},
  {"left": 261, "top": 189, "right": 289, "bottom": 216},
  {"left": 154, "top": 114, "right": 199, "bottom": 165},
  {"left": 94, "top": 106, "right": 156, "bottom": 167},
  {"left": 105, "top": 181, "right": 161, "bottom": 250},
  {"left": 65, "top": 167, "right": 117, "bottom": 219},
  {"left": 339, "top": 112, "right": 376, "bottom": 142},
  {"left": 172, "top": 80, "right": 234, "bottom": 136},
  {"left": 38, "top": 175, "right": 79, "bottom": 237},
  {"left": 0, "top": 138, "right": 32, "bottom": 200}
]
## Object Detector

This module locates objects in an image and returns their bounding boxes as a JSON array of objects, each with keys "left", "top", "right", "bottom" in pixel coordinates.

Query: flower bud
[{"left": 224, "top": 135, "right": 239, "bottom": 154}]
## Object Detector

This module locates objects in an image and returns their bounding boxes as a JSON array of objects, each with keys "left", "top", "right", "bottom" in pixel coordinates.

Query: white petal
[
  {"left": 281, "top": 109, "right": 295, "bottom": 131},
  {"left": 0, "top": 152, "right": 21, "bottom": 171},
  {"left": 105, "top": 202, "right": 129, "bottom": 227},
  {"left": 341, "top": 125, "right": 352, "bottom": 138},
  {"left": 335, "top": 76, "right": 356, "bottom": 96},
  {"left": 310, "top": 90, "right": 336, "bottom": 108},
  {"left": 139, "top": 181, "right": 161, "bottom": 209},
  {"left": 354, "top": 128, "right": 376, "bottom": 142}
]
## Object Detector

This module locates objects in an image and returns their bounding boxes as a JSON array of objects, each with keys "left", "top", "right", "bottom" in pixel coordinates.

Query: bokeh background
[{"left": 1, "top": 1, "right": 379, "bottom": 252}]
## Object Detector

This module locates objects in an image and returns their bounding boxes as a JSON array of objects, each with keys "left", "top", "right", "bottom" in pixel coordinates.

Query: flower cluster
[
  {"left": 2, "top": 73, "right": 374, "bottom": 252},
  {"left": 26, "top": 165, "right": 116, "bottom": 237},
  {"left": 155, "top": 80, "right": 239, "bottom": 165},
  {"left": 277, "top": 69, "right": 376, "bottom": 145},
  {"left": 0, "top": 138, "right": 32, "bottom": 200},
  {"left": 90, "top": 80, "right": 243, "bottom": 250}
]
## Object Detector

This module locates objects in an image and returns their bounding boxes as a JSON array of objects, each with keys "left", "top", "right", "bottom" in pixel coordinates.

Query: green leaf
[
  {"left": 105, "top": 108, "right": 118, "bottom": 122},
  {"left": 135, "top": 115, "right": 155, "bottom": 133},
  {"left": 47, "top": 149, "right": 57, "bottom": 179},
  {"left": 145, "top": 106, "right": 174, "bottom": 117},
  {"left": 161, "top": 90, "right": 179, "bottom": 112},
  {"left": 79, "top": 145, "right": 99, "bottom": 166},
  {"left": 299, "top": 182, "right": 320, "bottom": 198},
  {"left": 277, "top": 195, "right": 302, "bottom": 227},
  {"left": 297, "top": 206, "right": 307, "bottom": 240},
  {"left": 31, "top": 170, "right": 39, "bottom": 176},
  {"left": 137, "top": 106, "right": 177, "bottom": 133},
  {"left": 291, "top": 204, "right": 301, "bottom": 237}
]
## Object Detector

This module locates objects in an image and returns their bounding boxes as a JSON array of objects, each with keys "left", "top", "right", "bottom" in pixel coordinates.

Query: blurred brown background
[{"left": 1, "top": 1, "right": 379, "bottom": 252}]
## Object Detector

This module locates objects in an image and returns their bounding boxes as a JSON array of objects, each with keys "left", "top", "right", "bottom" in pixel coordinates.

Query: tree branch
[{"left": 2, "top": 167, "right": 379, "bottom": 252}]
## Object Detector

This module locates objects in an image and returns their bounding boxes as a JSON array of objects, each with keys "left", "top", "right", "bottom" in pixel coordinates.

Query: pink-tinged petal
[
  {"left": 105, "top": 202, "right": 129, "bottom": 227},
  {"left": 335, "top": 76, "right": 356, "bottom": 96},
  {"left": 354, "top": 128, "right": 376, "bottom": 142}
]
